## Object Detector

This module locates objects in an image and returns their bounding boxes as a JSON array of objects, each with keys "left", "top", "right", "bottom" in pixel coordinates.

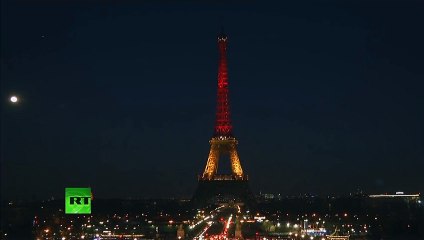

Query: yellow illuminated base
[{"left": 202, "top": 137, "right": 244, "bottom": 180}]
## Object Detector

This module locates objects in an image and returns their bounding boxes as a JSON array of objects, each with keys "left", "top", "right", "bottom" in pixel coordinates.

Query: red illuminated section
[{"left": 214, "top": 32, "right": 233, "bottom": 137}]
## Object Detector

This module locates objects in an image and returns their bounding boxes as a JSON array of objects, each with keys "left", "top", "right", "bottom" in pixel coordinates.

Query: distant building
[
  {"left": 327, "top": 236, "right": 349, "bottom": 240},
  {"left": 263, "top": 193, "right": 275, "bottom": 200},
  {"left": 369, "top": 192, "right": 420, "bottom": 203}
]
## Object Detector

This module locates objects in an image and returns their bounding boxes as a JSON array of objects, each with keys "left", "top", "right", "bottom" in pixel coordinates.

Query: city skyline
[{"left": 2, "top": 1, "right": 424, "bottom": 200}]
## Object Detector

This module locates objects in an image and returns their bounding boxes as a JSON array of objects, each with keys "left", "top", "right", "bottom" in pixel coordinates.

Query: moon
[{"left": 10, "top": 96, "right": 18, "bottom": 103}]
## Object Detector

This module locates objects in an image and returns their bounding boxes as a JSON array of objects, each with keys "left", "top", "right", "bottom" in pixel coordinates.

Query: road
[{"left": 192, "top": 205, "right": 239, "bottom": 240}]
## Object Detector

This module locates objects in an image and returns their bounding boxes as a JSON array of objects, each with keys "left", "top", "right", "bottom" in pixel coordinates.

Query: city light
[{"left": 369, "top": 193, "right": 420, "bottom": 198}]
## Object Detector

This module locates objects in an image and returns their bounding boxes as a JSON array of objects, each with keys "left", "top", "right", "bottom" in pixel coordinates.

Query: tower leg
[
  {"left": 202, "top": 143, "right": 219, "bottom": 180},
  {"left": 229, "top": 145, "right": 243, "bottom": 179}
]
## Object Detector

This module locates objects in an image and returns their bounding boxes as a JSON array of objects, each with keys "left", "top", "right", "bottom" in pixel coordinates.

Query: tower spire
[
  {"left": 219, "top": 25, "right": 226, "bottom": 38},
  {"left": 214, "top": 29, "right": 232, "bottom": 137}
]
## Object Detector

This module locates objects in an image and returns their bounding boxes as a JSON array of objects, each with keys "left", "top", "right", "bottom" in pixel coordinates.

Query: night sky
[{"left": 1, "top": 0, "right": 423, "bottom": 200}]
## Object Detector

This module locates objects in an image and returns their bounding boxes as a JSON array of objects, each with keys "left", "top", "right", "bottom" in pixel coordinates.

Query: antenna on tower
[{"left": 219, "top": 25, "right": 227, "bottom": 39}]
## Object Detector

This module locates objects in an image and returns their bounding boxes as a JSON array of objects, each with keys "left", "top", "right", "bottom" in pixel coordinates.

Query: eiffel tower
[{"left": 192, "top": 30, "right": 254, "bottom": 206}]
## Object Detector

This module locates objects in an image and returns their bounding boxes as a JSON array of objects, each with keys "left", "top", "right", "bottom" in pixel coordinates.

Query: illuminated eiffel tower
[
  {"left": 192, "top": 30, "right": 253, "bottom": 206},
  {"left": 201, "top": 31, "right": 245, "bottom": 181}
]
